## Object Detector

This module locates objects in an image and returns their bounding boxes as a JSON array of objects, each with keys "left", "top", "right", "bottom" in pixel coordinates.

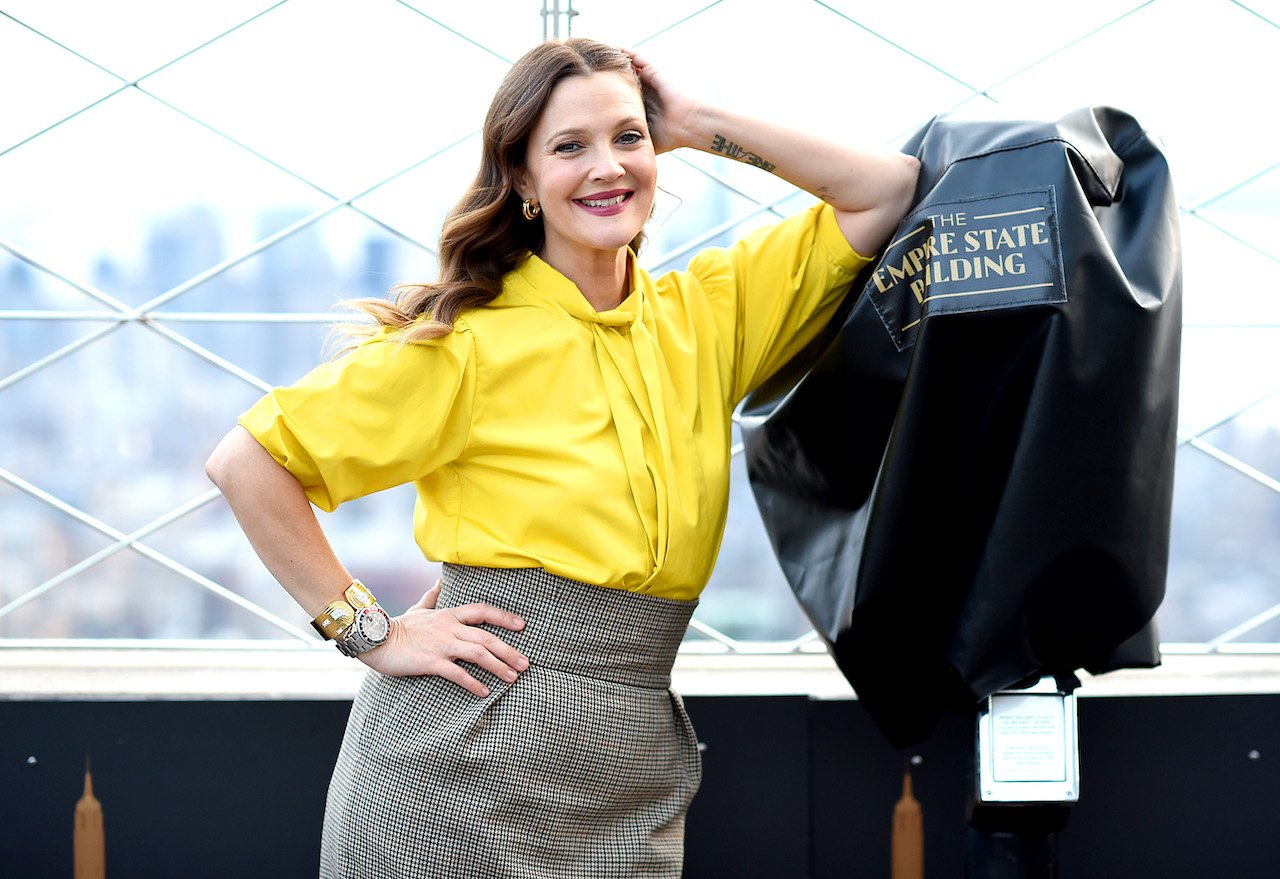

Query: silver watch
[{"left": 336, "top": 605, "right": 391, "bottom": 657}]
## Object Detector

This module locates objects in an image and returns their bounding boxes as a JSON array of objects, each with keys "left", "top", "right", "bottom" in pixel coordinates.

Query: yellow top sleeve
[{"left": 239, "top": 325, "right": 476, "bottom": 513}]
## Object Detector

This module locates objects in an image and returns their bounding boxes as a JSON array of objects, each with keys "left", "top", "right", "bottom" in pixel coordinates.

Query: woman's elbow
[
  {"left": 888, "top": 153, "right": 921, "bottom": 218},
  {"left": 867, "top": 154, "right": 922, "bottom": 243},
  {"left": 837, "top": 154, "right": 922, "bottom": 255},
  {"left": 205, "top": 425, "right": 256, "bottom": 490}
]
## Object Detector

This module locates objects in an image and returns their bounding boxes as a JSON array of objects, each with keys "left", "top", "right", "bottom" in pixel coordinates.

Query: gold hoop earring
[{"left": 521, "top": 199, "right": 541, "bottom": 221}]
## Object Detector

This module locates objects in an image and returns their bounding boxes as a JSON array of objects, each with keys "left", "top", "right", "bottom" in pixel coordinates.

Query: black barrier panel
[{"left": 741, "top": 107, "right": 1181, "bottom": 748}]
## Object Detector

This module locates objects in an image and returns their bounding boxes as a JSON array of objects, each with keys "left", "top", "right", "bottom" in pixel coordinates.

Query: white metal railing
[
  {"left": 0, "top": 0, "right": 803, "bottom": 652},
  {"left": 2, "top": 1, "right": 1279, "bottom": 655}
]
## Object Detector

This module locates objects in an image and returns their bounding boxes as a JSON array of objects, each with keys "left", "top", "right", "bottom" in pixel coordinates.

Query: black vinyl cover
[{"left": 740, "top": 107, "right": 1182, "bottom": 748}]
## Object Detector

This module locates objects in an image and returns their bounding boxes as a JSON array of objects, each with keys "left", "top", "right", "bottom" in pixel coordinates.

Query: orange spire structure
[
  {"left": 891, "top": 765, "right": 924, "bottom": 879},
  {"left": 74, "top": 756, "right": 106, "bottom": 879}
]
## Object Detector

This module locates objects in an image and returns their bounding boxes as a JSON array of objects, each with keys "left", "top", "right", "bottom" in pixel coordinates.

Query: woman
[{"left": 206, "top": 38, "right": 917, "bottom": 878}]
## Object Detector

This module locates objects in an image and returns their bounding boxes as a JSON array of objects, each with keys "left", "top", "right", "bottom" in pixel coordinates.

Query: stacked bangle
[{"left": 310, "top": 579, "right": 391, "bottom": 656}]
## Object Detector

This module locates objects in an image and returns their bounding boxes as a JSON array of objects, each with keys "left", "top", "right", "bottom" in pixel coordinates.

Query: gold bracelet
[
  {"left": 310, "top": 578, "right": 376, "bottom": 640},
  {"left": 343, "top": 578, "right": 377, "bottom": 609}
]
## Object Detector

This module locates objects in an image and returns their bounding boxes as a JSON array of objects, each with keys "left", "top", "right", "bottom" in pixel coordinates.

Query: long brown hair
[{"left": 339, "top": 39, "right": 659, "bottom": 345}]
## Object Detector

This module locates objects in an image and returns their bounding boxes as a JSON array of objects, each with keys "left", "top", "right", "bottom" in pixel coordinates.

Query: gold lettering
[
  {"left": 928, "top": 211, "right": 967, "bottom": 227},
  {"left": 969, "top": 225, "right": 1048, "bottom": 251},
  {"left": 874, "top": 205, "right": 1049, "bottom": 303},
  {"left": 907, "top": 246, "right": 926, "bottom": 274}
]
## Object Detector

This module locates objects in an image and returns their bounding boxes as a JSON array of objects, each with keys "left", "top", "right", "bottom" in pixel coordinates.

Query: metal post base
[
  {"left": 964, "top": 828, "right": 1058, "bottom": 879},
  {"left": 965, "top": 803, "right": 1070, "bottom": 879}
]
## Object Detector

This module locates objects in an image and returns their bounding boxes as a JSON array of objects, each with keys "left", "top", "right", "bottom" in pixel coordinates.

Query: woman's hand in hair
[
  {"left": 624, "top": 48, "right": 698, "bottom": 155},
  {"left": 621, "top": 49, "right": 920, "bottom": 256},
  {"left": 358, "top": 580, "right": 530, "bottom": 696}
]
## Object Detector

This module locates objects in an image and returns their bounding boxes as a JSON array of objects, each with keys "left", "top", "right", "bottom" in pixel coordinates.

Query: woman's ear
[{"left": 512, "top": 166, "right": 531, "bottom": 201}]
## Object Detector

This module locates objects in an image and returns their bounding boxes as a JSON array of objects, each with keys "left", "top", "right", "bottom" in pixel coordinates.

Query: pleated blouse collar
[{"left": 508, "top": 251, "right": 641, "bottom": 329}]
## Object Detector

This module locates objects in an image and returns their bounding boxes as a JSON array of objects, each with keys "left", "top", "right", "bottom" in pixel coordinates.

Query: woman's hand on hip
[{"left": 358, "top": 581, "right": 529, "bottom": 696}]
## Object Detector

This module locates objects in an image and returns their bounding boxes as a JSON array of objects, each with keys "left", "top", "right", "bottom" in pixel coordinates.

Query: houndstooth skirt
[{"left": 318, "top": 565, "right": 702, "bottom": 879}]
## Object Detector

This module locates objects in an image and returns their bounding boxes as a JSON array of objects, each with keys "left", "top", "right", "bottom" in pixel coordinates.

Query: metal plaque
[{"left": 977, "top": 676, "right": 1079, "bottom": 803}]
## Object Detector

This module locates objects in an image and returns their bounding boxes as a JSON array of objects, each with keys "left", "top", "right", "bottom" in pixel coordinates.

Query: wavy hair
[{"left": 337, "top": 38, "right": 659, "bottom": 346}]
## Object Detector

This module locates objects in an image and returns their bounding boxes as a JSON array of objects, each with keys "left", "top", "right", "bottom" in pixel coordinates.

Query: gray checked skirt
[{"left": 319, "top": 565, "right": 702, "bottom": 878}]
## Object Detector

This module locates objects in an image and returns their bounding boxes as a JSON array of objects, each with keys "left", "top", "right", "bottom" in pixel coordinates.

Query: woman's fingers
[
  {"left": 622, "top": 47, "right": 646, "bottom": 70},
  {"left": 419, "top": 621, "right": 527, "bottom": 694},
  {"left": 425, "top": 655, "right": 495, "bottom": 698},
  {"left": 449, "top": 601, "right": 526, "bottom": 632},
  {"left": 443, "top": 638, "right": 520, "bottom": 684},
  {"left": 453, "top": 626, "right": 530, "bottom": 677}
]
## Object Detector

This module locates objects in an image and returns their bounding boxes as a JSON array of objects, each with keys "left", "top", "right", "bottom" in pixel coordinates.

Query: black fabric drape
[{"left": 741, "top": 108, "right": 1182, "bottom": 748}]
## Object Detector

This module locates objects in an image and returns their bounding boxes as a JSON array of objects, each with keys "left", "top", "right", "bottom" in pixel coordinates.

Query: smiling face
[{"left": 515, "top": 71, "right": 657, "bottom": 274}]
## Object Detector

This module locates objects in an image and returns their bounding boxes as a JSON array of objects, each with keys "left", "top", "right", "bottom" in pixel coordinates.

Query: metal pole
[{"left": 541, "top": 0, "right": 578, "bottom": 40}]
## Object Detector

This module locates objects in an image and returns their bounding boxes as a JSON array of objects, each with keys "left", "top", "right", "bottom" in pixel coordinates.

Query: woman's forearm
[
  {"left": 205, "top": 425, "right": 352, "bottom": 618},
  {"left": 205, "top": 425, "right": 529, "bottom": 690},
  {"left": 679, "top": 106, "right": 913, "bottom": 211},
  {"left": 628, "top": 50, "right": 919, "bottom": 255},
  {"left": 675, "top": 105, "right": 919, "bottom": 255}
]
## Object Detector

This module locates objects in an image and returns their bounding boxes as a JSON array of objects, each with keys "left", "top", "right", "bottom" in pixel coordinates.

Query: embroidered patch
[{"left": 862, "top": 187, "right": 1067, "bottom": 351}]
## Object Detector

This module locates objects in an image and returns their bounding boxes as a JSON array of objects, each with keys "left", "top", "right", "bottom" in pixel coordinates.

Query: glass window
[{"left": 3, "top": 0, "right": 1279, "bottom": 656}]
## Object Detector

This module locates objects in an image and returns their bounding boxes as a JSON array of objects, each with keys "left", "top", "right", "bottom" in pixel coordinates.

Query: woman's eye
[
  {"left": 554, "top": 142, "right": 582, "bottom": 154},
  {"left": 618, "top": 131, "right": 644, "bottom": 145}
]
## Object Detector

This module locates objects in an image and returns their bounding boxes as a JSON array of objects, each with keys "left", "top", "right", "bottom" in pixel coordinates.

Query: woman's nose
[{"left": 590, "top": 146, "right": 625, "bottom": 180}]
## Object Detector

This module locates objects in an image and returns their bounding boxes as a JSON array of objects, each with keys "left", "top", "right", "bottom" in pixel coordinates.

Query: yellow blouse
[{"left": 239, "top": 201, "right": 870, "bottom": 600}]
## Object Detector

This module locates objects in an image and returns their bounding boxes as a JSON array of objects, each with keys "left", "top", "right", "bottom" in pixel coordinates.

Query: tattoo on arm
[{"left": 710, "top": 134, "right": 777, "bottom": 173}]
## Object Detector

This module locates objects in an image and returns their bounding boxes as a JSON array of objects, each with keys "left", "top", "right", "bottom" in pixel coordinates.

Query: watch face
[{"left": 356, "top": 608, "right": 390, "bottom": 643}]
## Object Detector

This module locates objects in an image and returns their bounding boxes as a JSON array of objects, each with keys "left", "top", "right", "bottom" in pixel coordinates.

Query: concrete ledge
[{"left": 4, "top": 641, "right": 1280, "bottom": 700}]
